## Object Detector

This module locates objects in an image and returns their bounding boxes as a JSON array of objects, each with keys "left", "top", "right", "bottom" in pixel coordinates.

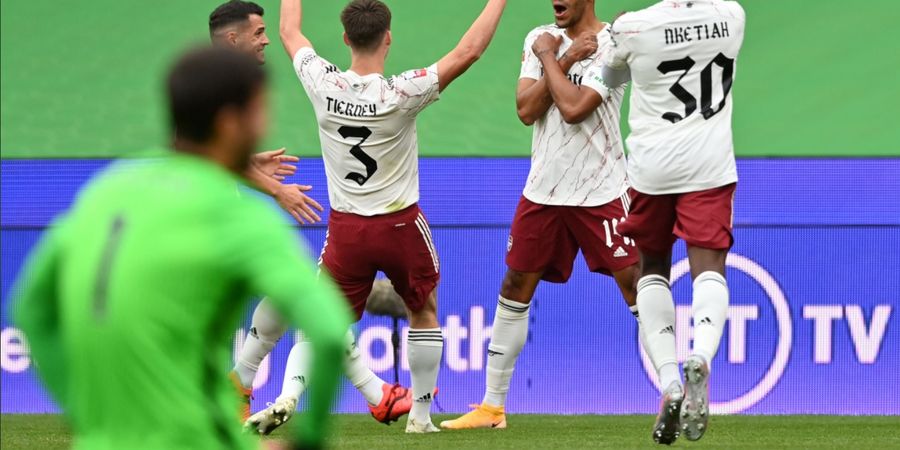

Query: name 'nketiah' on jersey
[
  {"left": 292, "top": 47, "right": 440, "bottom": 216},
  {"left": 588, "top": 0, "right": 746, "bottom": 195},
  {"left": 520, "top": 24, "right": 628, "bottom": 207}
]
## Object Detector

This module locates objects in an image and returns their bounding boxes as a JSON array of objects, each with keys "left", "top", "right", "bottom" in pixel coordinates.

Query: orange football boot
[{"left": 228, "top": 370, "right": 253, "bottom": 422}]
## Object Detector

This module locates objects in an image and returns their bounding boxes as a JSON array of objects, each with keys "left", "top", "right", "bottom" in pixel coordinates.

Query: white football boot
[
  {"left": 405, "top": 417, "right": 441, "bottom": 434},
  {"left": 681, "top": 355, "right": 711, "bottom": 441},
  {"left": 244, "top": 397, "right": 297, "bottom": 435},
  {"left": 653, "top": 381, "right": 684, "bottom": 445}
]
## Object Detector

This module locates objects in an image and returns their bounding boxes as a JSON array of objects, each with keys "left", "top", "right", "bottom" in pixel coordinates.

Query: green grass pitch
[{"left": 2, "top": 414, "right": 899, "bottom": 449}]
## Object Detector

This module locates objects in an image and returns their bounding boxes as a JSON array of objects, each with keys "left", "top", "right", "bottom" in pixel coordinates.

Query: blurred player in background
[
  {"left": 12, "top": 47, "right": 351, "bottom": 450},
  {"left": 595, "top": 0, "right": 746, "bottom": 444},
  {"left": 442, "top": 0, "right": 646, "bottom": 431},
  {"left": 244, "top": 0, "right": 508, "bottom": 435},
  {"left": 208, "top": 0, "right": 331, "bottom": 423}
]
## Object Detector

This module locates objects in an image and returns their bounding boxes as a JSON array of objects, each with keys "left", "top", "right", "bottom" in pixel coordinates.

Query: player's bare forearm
[
  {"left": 245, "top": 165, "right": 281, "bottom": 197},
  {"left": 516, "top": 54, "right": 579, "bottom": 125},
  {"left": 437, "top": 0, "right": 507, "bottom": 91},
  {"left": 538, "top": 51, "right": 602, "bottom": 124},
  {"left": 279, "top": 0, "right": 312, "bottom": 59},
  {"left": 244, "top": 167, "right": 323, "bottom": 224}
]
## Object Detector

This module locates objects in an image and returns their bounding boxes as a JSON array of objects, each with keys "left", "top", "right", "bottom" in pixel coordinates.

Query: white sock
[
  {"left": 277, "top": 339, "right": 312, "bottom": 402},
  {"left": 234, "top": 299, "right": 287, "bottom": 388},
  {"left": 630, "top": 304, "right": 657, "bottom": 369},
  {"left": 344, "top": 330, "right": 387, "bottom": 406},
  {"left": 659, "top": 363, "right": 681, "bottom": 390},
  {"left": 407, "top": 328, "right": 443, "bottom": 423},
  {"left": 483, "top": 296, "right": 530, "bottom": 407},
  {"left": 691, "top": 271, "right": 729, "bottom": 367},
  {"left": 636, "top": 275, "right": 680, "bottom": 388}
]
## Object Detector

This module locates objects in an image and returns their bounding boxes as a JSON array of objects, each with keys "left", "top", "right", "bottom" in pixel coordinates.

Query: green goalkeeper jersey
[{"left": 12, "top": 154, "right": 351, "bottom": 450}]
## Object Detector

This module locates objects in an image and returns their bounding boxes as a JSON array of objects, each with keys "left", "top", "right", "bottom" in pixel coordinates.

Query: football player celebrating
[
  {"left": 245, "top": 0, "right": 508, "bottom": 435},
  {"left": 442, "top": 0, "right": 649, "bottom": 431},
  {"left": 588, "top": 0, "right": 746, "bottom": 444}
]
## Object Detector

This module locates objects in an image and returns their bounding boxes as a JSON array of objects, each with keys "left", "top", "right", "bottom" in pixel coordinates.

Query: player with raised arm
[
  {"left": 585, "top": 0, "right": 746, "bottom": 444},
  {"left": 442, "top": 0, "right": 650, "bottom": 431},
  {"left": 12, "top": 47, "right": 351, "bottom": 450},
  {"left": 243, "top": 0, "right": 508, "bottom": 435}
]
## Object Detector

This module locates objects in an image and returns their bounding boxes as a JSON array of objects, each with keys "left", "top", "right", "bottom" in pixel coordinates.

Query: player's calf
[{"left": 405, "top": 295, "right": 443, "bottom": 431}]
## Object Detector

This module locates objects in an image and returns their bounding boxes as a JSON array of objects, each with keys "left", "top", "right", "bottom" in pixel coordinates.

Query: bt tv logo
[{"left": 639, "top": 253, "right": 893, "bottom": 414}]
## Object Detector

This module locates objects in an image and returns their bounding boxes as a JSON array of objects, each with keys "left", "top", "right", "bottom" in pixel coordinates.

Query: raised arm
[
  {"left": 532, "top": 33, "right": 604, "bottom": 124},
  {"left": 436, "top": 0, "right": 507, "bottom": 92},
  {"left": 280, "top": 0, "right": 313, "bottom": 58},
  {"left": 517, "top": 32, "right": 598, "bottom": 125}
]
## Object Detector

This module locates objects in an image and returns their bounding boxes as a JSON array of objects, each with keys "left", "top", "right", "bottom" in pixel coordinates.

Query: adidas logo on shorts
[{"left": 613, "top": 246, "right": 629, "bottom": 258}]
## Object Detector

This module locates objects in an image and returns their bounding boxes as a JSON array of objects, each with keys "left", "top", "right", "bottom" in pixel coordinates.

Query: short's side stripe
[
  {"left": 417, "top": 214, "right": 439, "bottom": 270},
  {"left": 316, "top": 229, "right": 330, "bottom": 279},
  {"left": 415, "top": 216, "right": 439, "bottom": 273}
]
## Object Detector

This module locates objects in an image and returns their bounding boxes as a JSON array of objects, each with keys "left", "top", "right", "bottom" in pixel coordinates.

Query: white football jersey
[
  {"left": 519, "top": 24, "right": 628, "bottom": 207},
  {"left": 586, "top": 0, "right": 746, "bottom": 195},
  {"left": 292, "top": 47, "right": 440, "bottom": 216}
]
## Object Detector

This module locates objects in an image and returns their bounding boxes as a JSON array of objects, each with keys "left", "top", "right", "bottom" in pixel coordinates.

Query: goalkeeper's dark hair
[
  {"left": 166, "top": 47, "right": 267, "bottom": 143},
  {"left": 209, "top": 1, "right": 264, "bottom": 36},
  {"left": 341, "top": 0, "right": 392, "bottom": 52}
]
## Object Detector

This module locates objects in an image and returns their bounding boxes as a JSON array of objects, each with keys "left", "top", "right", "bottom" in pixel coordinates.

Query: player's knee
[
  {"left": 639, "top": 255, "right": 671, "bottom": 279},
  {"left": 250, "top": 299, "right": 288, "bottom": 342},
  {"left": 408, "top": 307, "right": 438, "bottom": 328},
  {"left": 687, "top": 246, "right": 727, "bottom": 278},
  {"left": 614, "top": 266, "right": 639, "bottom": 306},
  {"left": 500, "top": 270, "right": 538, "bottom": 303}
]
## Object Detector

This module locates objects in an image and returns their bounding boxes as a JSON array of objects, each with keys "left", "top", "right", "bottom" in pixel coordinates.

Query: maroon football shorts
[
  {"left": 506, "top": 195, "right": 639, "bottom": 283},
  {"left": 319, "top": 204, "right": 439, "bottom": 321},
  {"left": 618, "top": 183, "right": 737, "bottom": 255}
]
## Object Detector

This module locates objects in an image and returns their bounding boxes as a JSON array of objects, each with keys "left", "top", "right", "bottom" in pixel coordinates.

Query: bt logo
[{"left": 639, "top": 253, "right": 893, "bottom": 414}]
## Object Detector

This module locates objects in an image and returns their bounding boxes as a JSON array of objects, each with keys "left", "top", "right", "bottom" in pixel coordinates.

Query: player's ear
[
  {"left": 384, "top": 30, "right": 392, "bottom": 47},
  {"left": 343, "top": 32, "right": 351, "bottom": 48},
  {"left": 226, "top": 30, "right": 239, "bottom": 46}
]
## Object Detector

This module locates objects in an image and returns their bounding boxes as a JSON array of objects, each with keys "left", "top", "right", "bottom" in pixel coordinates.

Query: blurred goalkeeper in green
[{"left": 11, "top": 47, "right": 351, "bottom": 450}]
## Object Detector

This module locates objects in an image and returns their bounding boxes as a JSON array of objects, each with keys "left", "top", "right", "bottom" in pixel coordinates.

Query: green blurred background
[{"left": 1, "top": 0, "right": 898, "bottom": 158}]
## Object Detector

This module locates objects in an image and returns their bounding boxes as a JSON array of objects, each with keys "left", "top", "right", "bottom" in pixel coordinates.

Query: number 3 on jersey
[
  {"left": 658, "top": 52, "right": 734, "bottom": 123},
  {"left": 339, "top": 126, "right": 378, "bottom": 186}
]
